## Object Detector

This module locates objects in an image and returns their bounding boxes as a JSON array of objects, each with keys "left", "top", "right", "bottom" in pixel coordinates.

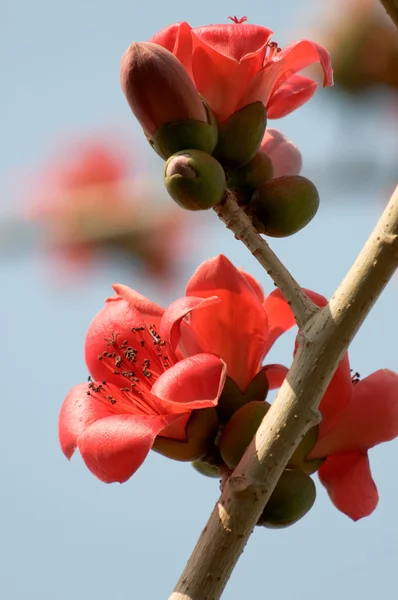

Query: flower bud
[
  {"left": 153, "top": 102, "right": 218, "bottom": 160},
  {"left": 227, "top": 151, "right": 274, "bottom": 199},
  {"left": 152, "top": 407, "right": 219, "bottom": 462},
  {"left": 214, "top": 102, "right": 267, "bottom": 168},
  {"left": 250, "top": 175, "right": 320, "bottom": 237},
  {"left": 164, "top": 150, "right": 226, "bottom": 211},
  {"left": 216, "top": 370, "right": 269, "bottom": 424},
  {"left": 260, "top": 129, "right": 302, "bottom": 178},
  {"left": 257, "top": 469, "right": 316, "bottom": 529},
  {"left": 218, "top": 401, "right": 271, "bottom": 469},
  {"left": 120, "top": 42, "right": 208, "bottom": 138},
  {"left": 288, "top": 425, "right": 324, "bottom": 474}
]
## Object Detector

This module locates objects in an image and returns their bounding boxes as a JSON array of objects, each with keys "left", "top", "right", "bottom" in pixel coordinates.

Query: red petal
[
  {"left": 263, "top": 288, "right": 327, "bottom": 354},
  {"left": 266, "top": 75, "right": 318, "bottom": 119},
  {"left": 239, "top": 269, "right": 265, "bottom": 302},
  {"left": 59, "top": 383, "right": 114, "bottom": 459},
  {"left": 317, "top": 452, "right": 378, "bottom": 521},
  {"left": 77, "top": 413, "right": 176, "bottom": 483},
  {"left": 263, "top": 364, "right": 289, "bottom": 389},
  {"left": 312, "top": 370, "right": 398, "bottom": 457},
  {"left": 317, "top": 353, "right": 353, "bottom": 439},
  {"left": 192, "top": 24, "right": 273, "bottom": 62},
  {"left": 259, "top": 128, "right": 302, "bottom": 177},
  {"left": 150, "top": 22, "right": 193, "bottom": 74},
  {"left": 112, "top": 284, "right": 164, "bottom": 330},
  {"left": 185, "top": 255, "right": 268, "bottom": 391},
  {"left": 159, "top": 295, "right": 220, "bottom": 356},
  {"left": 151, "top": 353, "right": 227, "bottom": 411}
]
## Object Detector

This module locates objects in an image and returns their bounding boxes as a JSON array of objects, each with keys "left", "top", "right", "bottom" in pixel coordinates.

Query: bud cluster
[{"left": 121, "top": 41, "right": 319, "bottom": 235}]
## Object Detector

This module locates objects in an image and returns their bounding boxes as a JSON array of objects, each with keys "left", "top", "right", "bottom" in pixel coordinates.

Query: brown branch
[
  {"left": 379, "top": 0, "right": 398, "bottom": 28},
  {"left": 169, "top": 186, "right": 398, "bottom": 600},
  {"left": 214, "top": 192, "right": 318, "bottom": 329}
]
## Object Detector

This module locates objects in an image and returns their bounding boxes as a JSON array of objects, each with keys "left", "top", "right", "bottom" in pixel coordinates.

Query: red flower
[
  {"left": 150, "top": 20, "right": 333, "bottom": 122},
  {"left": 259, "top": 129, "right": 302, "bottom": 178},
  {"left": 309, "top": 363, "right": 398, "bottom": 520},
  {"left": 59, "top": 292, "right": 227, "bottom": 483}
]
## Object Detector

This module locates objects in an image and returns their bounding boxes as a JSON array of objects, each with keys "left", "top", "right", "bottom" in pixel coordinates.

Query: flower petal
[
  {"left": 151, "top": 353, "right": 227, "bottom": 411},
  {"left": 317, "top": 452, "right": 378, "bottom": 521},
  {"left": 263, "top": 363, "right": 289, "bottom": 389},
  {"left": 263, "top": 288, "right": 327, "bottom": 354},
  {"left": 192, "top": 24, "right": 273, "bottom": 62},
  {"left": 312, "top": 369, "right": 398, "bottom": 457},
  {"left": 317, "top": 352, "right": 353, "bottom": 438},
  {"left": 266, "top": 75, "right": 318, "bottom": 119},
  {"left": 259, "top": 128, "right": 302, "bottom": 177},
  {"left": 112, "top": 284, "right": 164, "bottom": 330},
  {"left": 185, "top": 255, "right": 268, "bottom": 391},
  {"left": 239, "top": 269, "right": 265, "bottom": 302},
  {"left": 150, "top": 21, "right": 194, "bottom": 74},
  {"left": 59, "top": 383, "right": 115, "bottom": 459},
  {"left": 77, "top": 413, "right": 176, "bottom": 483}
]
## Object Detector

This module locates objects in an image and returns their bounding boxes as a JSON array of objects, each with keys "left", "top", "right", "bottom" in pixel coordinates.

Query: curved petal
[
  {"left": 244, "top": 39, "right": 332, "bottom": 113},
  {"left": 77, "top": 413, "right": 176, "bottom": 483},
  {"left": 317, "top": 353, "right": 353, "bottom": 438},
  {"left": 150, "top": 21, "right": 194, "bottom": 74},
  {"left": 259, "top": 128, "right": 302, "bottom": 177},
  {"left": 159, "top": 295, "right": 220, "bottom": 356},
  {"left": 192, "top": 24, "right": 273, "bottom": 62},
  {"left": 263, "top": 288, "right": 327, "bottom": 355},
  {"left": 185, "top": 255, "right": 268, "bottom": 391},
  {"left": 312, "top": 369, "right": 398, "bottom": 457},
  {"left": 266, "top": 75, "right": 318, "bottom": 119},
  {"left": 151, "top": 353, "right": 227, "bottom": 411},
  {"left": 263, "top": 363, "right": 289, "bottom": 389},
  {"left": 317, "top": 452, "right": 378, "bottom": 521},
  {"left": 112, "top": 285, "right": 164, "bottom": 330},
  {"left": 59, "top": 383, "right": 115, "bottom": 459},
  {"left": 239, "top": 269, "right": 265, "bottom": 302}
]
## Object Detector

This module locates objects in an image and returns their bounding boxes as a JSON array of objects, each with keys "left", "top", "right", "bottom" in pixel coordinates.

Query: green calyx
[
  {"left": 250, "top": 175, "right": 320, "bottom": 237},
  {"left": 227, "top": 151, "right": 274, "bottom": 200},
  {"left": 164, "top": 149, "right": 226, "bottom": 210},
  {"left": 257, "top": 469, "right": 316, "bottom": 529},
  {"left": 288, "top": 425, "right": 324, "bottom": 475},
  {"left": 216, "top": 370, "right": 269, "bottom": 424},
  {"left": 214, "top": 102, "right": 267, "bottom": 168},
  {"left": 152, "top": 407, "right": 219, "bottom": 462},
  {"left": 218, "top": 400, "right": 271, "bottom": 470},
  {"left": 153, "top": 103, "right": 218, "bottom": 160},
  {"left": 191, "top": 459, "right": 222, "bottom": 479}
]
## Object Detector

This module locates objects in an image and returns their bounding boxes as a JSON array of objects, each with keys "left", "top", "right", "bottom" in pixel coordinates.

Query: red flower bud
[{"left": 120, "top": 42, "right": 207, "bottom": 138}]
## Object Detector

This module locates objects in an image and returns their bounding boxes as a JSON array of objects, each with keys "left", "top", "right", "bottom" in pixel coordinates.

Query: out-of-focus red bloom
[
  {"left": 259, "top": 129, "right": 302, "bottom": 178},
  {"left": 150, "top": 19, "right": 333, "bottom": 122},
  {"left": 29, "top": 139, "right": 184, "bottom": 279},
  {"left": 59, "top": 292, "right": 227, "bottom": 483},
  {"left": 309, "top": 363, "right": 398, "bottom": 520}
]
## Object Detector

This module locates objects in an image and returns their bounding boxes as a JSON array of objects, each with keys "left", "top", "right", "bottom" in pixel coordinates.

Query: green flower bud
[
  {"left": 153, "top": 103, "right": 218, "bottom": 160},
  {"left": 227, "top": 151, "right": 274, "bottom": 199},
  {"left": 214, "top": 102, "right": 267, "bottom": 168},
  {"left": 216, "top": 370, "right": 269, "bottom": 424},
  {"left": 257, "top": 469, "right": 316, "bottom": 529},
  {"left": 152, "top": 407, "right": 219, "bottom": 462},
  {"left": 288, "top": 426, "right": 324, "bottom": 475},
  {"left": 250, "top": 175, "right": 320, "bottom": 237},
  {"left": 218, "top": 401, "right": 271, "bottom": 470},
  {"left": 191, "top": 459, "right": 222, "bottom": 479},
  {"left": 164, "top": 150, "right": 226, "bottom": 210}
]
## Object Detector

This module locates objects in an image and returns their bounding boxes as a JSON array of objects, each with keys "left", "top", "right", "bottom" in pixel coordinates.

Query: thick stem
[
  {"left": 214, "top": 192, "right": 318, "bottom": 329},
  {"left": 379, "top": 0, "right": 398, "bottom": 28},
  {"left": 169, "top": 186, "right": 398, "bottom": 600}
]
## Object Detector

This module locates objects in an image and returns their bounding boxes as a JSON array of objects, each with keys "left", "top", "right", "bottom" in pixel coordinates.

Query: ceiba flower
[
  {"left": 309, "top": 364, "right": 398, "bottom": 520},
  {"left": 59, "top": 293, "right": 227, "bottom": 483},
  {"left": 150, "top": 18, "right": 333, "bottom": 122}
]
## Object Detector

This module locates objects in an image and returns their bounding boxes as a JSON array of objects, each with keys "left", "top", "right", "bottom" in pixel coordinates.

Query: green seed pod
[
  {"left": 164, "top": 149, "right": 226, "bottom": 210},
  {"left": 288, "top": 426, "right": 324, "bottom": 475},
  {"left": 214, "top": 102, "right": 267, "bottom": 168},
  {"left": 250, "top": 175, "right": 320, "bottom": 237},
  {"left": 191, "top": 459, "right": 222, "bottom": 479},
  {"left": 257, "top": 469, "right": 316, "bottom": 529},
  {"left": 152, "top": 407, "right": 219, "bottom": 462},
  {"left": 153, "top": 103, "right": 218, "bottom": 160},
  {"left": 227, "top": 151, "right": 274, "bottom": 199},
  {"left": 218, "top": 401, "right": 271, "bottom": 470}
]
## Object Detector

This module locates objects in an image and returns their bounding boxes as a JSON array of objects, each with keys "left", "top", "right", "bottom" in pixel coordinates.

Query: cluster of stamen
[
  {"left": 86, "top": 323, "right": 172, "bottom": 413},
  {"left": 228, "top": 16, "right": 248, "bottom": 24},
  {"left": 351, "top": 370, "right": 361, "bottom": 385},
  {"left": 266, "top": 41, "right": 282, "bottom": 61}
]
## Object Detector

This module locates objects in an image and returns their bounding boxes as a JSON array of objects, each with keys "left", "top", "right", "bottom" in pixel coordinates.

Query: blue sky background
[{"left": 1, "top": 1, "right": 397, "bottom": 599}]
